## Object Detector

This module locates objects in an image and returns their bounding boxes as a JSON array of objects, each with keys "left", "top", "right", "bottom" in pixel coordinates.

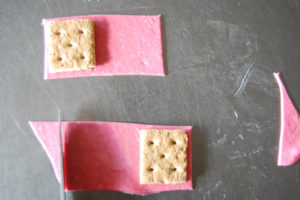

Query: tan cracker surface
[
  {"left": 45, "top": 19, "right": 96, "bottom": 73},
  {"left": 140, "top": 129, "right": 188, "bottom": 184}
]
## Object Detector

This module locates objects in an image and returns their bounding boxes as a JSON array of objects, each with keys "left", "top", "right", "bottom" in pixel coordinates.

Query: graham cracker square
[
  {"left": 140, "top": 129, "right": 188, "bottom": 184},
  {"left": 44, "top": 19, "right": 96, "bottom": 73}
]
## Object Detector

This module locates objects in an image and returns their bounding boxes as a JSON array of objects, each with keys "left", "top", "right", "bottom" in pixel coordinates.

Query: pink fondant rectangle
[
  {"left": 42, "top": 15, "right": 165, "bottom": 79},
  {"left": 29, "top": 121, "right": 192, "bottom": 194}
]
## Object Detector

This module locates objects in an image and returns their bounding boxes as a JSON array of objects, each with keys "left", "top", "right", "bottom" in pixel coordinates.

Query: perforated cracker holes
[
  {"left": 140, "top": 129, "right": 188, "bottom": 184},
  {"left": 44, "top": 19, "right": 96, "bottom": 73}
]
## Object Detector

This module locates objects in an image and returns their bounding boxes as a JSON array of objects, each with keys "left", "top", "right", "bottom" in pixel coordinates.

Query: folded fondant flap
[{"left": 29, "top": 121, "right": 192, "bottom": 194}]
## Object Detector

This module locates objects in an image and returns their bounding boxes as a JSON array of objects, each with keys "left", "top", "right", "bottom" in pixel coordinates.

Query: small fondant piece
[
  {"left": 29, "top": 121, "right": 192, "bottom": 194},
  {"left": 274, "top": 73, "right": 300, "bottom": 166},
  {"left": 42, "top": 15, "right": 165, "bottom": 79}
]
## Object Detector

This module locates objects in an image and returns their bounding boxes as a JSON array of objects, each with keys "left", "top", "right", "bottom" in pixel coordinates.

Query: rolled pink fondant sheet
[
  {"left": 274, "top": 73, "right": 300, "bottom": 166},
  {"left": 29, "top": 121, "right": 192, "bottom": 194},
  {"left": 42, "top": 15, "right": 165, "bottom": 79}
]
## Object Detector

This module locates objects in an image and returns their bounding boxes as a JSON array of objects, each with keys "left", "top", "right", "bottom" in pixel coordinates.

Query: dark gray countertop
[{"left": 1, "top": 0, "right": 300, "bottom": 199}]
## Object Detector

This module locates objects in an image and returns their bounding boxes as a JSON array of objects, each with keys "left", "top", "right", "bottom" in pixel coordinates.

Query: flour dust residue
[{"left": 203, "top": 20, "right": 258, "bottom": 96}]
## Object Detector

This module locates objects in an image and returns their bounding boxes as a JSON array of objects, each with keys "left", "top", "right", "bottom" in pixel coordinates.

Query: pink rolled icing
[
  {"left": 42, "top": 15, "right": 165, "bottom": 79},
  {"left": 29, "top": 121, "right": 192, "bottom": 194},
  {"left": 274, "top": 73, "right": 300, "bottom": 166}
]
